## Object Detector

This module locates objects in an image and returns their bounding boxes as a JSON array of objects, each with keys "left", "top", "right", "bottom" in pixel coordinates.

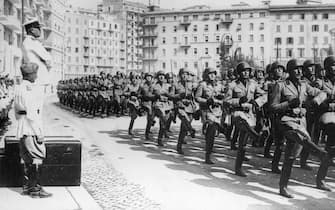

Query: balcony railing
[
  {"left": 141, "top": 32, "right": 158, "bottom": 38},
  {"left": 221, "top": 18, "right": 233, "bottom": 24},
  {"left": 142, "top": 45, "right": 158, "bottom": 49},
  {"left": 142, "top": 22, "right": 158, "bottom": 27},
  {"left": 142, "top": 57, "right": 158, "bottom": 61},
  {"left": 180, "top": 20, "right": 191, "bottom": 26},
  {"left": 180, "top": 43, "right": 191, "bottom": 48}
]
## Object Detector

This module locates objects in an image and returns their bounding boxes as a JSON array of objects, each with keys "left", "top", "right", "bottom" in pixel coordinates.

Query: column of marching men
[
  {"left": 57, "top": 57, "right": 335, "bottom": 198},
  {"left": 0, "top": 76, "right": 14, "bottom": 127}
]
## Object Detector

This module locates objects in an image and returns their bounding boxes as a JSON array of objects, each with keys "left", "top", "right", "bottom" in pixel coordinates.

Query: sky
[{"left": 68, "top": 0, "right": 334, "bottom": 10}]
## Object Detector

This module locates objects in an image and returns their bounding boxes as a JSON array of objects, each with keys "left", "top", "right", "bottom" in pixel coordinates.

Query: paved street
[{"left": 9, "top": 95, "right": 335, "bottom": 210}]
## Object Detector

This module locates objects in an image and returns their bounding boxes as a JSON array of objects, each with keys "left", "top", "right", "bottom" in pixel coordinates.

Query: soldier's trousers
[
  {"left": 154, "top": 108, "right": 170, "bottom": 142},
  {"left": 128, "top": 103, "right": 139, "bottom": 132},
  {"left": 300, "top": 112, "right": 317, "bottom": 166},
  {"left": 177, "top": 110, "right": 193, "bottom": 150},
  {"left": 205, "top": 122, "right": 218, "bottom": 156},
  {"left": 143, "top": 105, "right": 155, "bottom": 136}
]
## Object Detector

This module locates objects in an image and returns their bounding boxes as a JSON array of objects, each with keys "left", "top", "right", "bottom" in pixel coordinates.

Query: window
[
  {"left": 249, "top": 23, "right": 254, "bottom": 31},
  {"left": 162, "top": 62, "right": 166, "bottom": 69},
  {"left": 276, "top": 25, "right": 280, "bottom": 32},
  {"left": 193, "top": 25, "right": 197, "bottom": 32},
  {"left": 312, "top": 25, "right": 319, "bottom": 32},
  {"left": 204, "top": 14, "right": 210, "bottom": 20},
  {"left": 237, "top": 23, "right": 241, "bottom": 31},
  {"left": 260, "top": 34, "right": 264, "bottom": 42},
  {"left": 313, "top": 37, "right": 318, "bottom": 44},
  {"left": 204, "top": 24, "right": 209, "bottom": 32},
  {"left": 214, "top": 14, "right": 221, "bottom": 20},
  {"left": 323, "top": 13, "right": 329, "bottom": 19},
  {"left": 173, "top": 26, "right": 177, "bottom": 32},
  {"left": 193, "top": 36, "right": 197, "bottom": 42},
  {"left": 162, "top": 16, "right": 166, "bottom": 21},
  {"left": 194, "top": 62, "right": 198, "bottom": 68},
  {"left": 300, "top": 14, "right": 305, "bottom": 20},
  {"left": 184, "top": 26, "right": 188, "bottom": 32},
  {"left": 184, "top": 49, "right": 188, "bottom": 55},
  {"left": 205, "top": 62, "right": 209, "bottom": 68},
  {"left": 193, "top": 15, "right": 198, "bottom": 20},
  {"left": 313, "top": 14, "right": 318, "bottom": 20},
  {"left": 275, "top": 37, "right": 282, "bottom": 44},
  {"left": 288, "top": 14, "right": 293, "bottom": 19},
  {"left": 300, "top": 25, "right": 304, "bottom": 32},
  {"left": 205, "top": 36, "right": 209, "bottom": 42},
  {"left": 287, "top": 37, "right": 294, "bottom": 45},
  {"left": 216, "top": 24, "right": 219, "bottom": 31},
  {"left": 162, "top": 49, "right": 166, "bottom": 56},
  {"left": 216, "top": 48, "right": 220, "bottom": 54},
  {"left": 194, "top": 48, "right": 197, "bottom": 55},
  {"left": 259, "top": 23, "right": 264, "bottom": 30},
  {"left": 299, "top": 37, "right": 304, "bottom": 45},
  {"left": 324, "top": 24, "right": 329, "bottom": 32},
  {"left": 250, "top": 47, "right": 254, "bottom": 57},
  {"left": 276, "top": 14, "right": 281, "bottom": 20},
  {"left": 260, "top": 12, "right": 266, "bottom": 17},
  {"left": 75, "top": 48, "right": 79, "bottom": 53},
  {"left": 274, "top": 48, "right": 281, "bottom": 58},
  {"left": 174, "top": 48, "right": 177, "bottom": 55},
  {"left": 260, "top": 47, "right": 264, "bottom": 56},
  {"left": 249, "top": 34, "right": 254, "bottom": 42},
  {"left": 298, "top": 48, "right": 305, "bottom": 58},
  {"left": 238, "top": 35, "right": 242, "bottom": 41},
  {"left": 205, "top": 48, "right": 209, "bottom": 55},
  {"left": 324, "top": 37, "right": 329, "bottom": 45},
  {"left": 238, "top": 13, "right": 241, "bottom": 18},
  {"left": 216, "top": 36, "right": 220, "bottom": 42},
  {"left": 184, "top": 62, "right": 188, "bottom": 68},
  {"left": 162, "top": 26, "right": 166, "bottom": 32},
  {"left": 288, "top": 25, "right": 292, "bottom": 33},
  {"left": 162, "top": 37, "right": 166, "bottom": 44},
  {"left": 249, "top": 13, "right": 253, "bottom": 18},
  {"left": 286, "top": 49, "right": 293, "bottom": 57}
]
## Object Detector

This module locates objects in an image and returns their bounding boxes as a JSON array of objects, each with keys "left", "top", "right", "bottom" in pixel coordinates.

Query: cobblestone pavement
[{"left": 82, "top": 144, "right": 160, "bottom": 210}]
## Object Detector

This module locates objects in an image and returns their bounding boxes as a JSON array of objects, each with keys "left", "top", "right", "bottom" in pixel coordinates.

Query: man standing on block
[{"left": 14, "top": 63, "right": 52, "bottom": 198}]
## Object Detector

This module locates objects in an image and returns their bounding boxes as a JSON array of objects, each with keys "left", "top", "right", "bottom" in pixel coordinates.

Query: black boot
[
  {"left": 300, "top": 148, "right": 312, "bottom": 170},
  {"left": 264, "top": 136, "right": 273, "bottom": 158},
  {"left": 21, "top": 164, "right": 30, "bottom": 195},
  {"left": 177, "top": 143, "right": 184, "bottom": 155},
  {"left": 205, "top": 153, "right": 214, "bottom": 164},
  {"left": 235, "top": 149, "right": 247, "bottom": 177},
  {"left": 316, "top": 155, "right": 332, "bottom": 191},
  {"left": 128, "top": 119, "right": 135, "bottom": 136},
  {"left": 271, "top": 147, "right": 282, "bottom": 174},
  {"left": 279, "top": 159, "right": 294, "bottom": 198}
]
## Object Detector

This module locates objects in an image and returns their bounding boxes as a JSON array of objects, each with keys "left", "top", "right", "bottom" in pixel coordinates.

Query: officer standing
[
  {"left": 14, "top": 63, "right": 52, "bottom": 198},
  {"left": 270, "top": 59, "right": 329, "bottom": 198}
]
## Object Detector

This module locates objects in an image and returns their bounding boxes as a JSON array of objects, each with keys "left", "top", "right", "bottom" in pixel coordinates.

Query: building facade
[
  {"left": 64, "top": 7, "right": 121, "bottom": 79},
  {"left": 141, "top": 2, "right": 335, "bottom": 75}
]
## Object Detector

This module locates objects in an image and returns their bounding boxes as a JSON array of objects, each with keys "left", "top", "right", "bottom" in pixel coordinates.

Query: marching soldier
[
  {"left": 152, "top": 71, "right": 174, "bottom": 146},
  {"left": 173, "top": 68, "right": 196, "bottom": 154},
  {"left": 195, "top": 68, "right": 226, "bottom": 164},
  {"left": 270, "top": 58, "right": 329, "bottom": 198},
  {"left": 125, "top": 73, "right": 141, "bottom": 135},
  {"left": 225, "top": 62, "right": 266, "bottom": 176},
  {"left": 139, "top": 72, "right": 156, "bottom": 140},
  {"left": 113, "top": 74, "right": 124, "bottom": 117}
]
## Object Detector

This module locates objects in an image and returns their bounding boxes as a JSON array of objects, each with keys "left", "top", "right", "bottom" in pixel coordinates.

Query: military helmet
[
  {"left": 235, "top": 62, "right": 252, "bottom": 75},
  {"left": 303, "top": 59, "right": 315, "bottom": 69},
  {"left": 178, "top": 68, "right": 191, "bottom": 77},
  {"left": 286, "top": 59, "right": 303, "bottom": 73},
  {"left": 130, "top": 72, "right": 140, "bottom": 80},
  {"left": 165, "top": 72, "right": 173, "bottom": 79},
  {"left": 156, "top": 70, "right": 165, "bottom": 78},
  {"left": 144, "top": 72, "right": 154, "bottom": 78},
  {"left": 202, "top": 68, "right": 217, "bottom": 81},
  {"left": 315, "top": 63, "right": 325, "bottom": 78},
  {"left": 324, "top": 56, "right": 335, "bottom": 71},
  {"left": 265, "top": 64, "right": 272, "bottom": 75},
  {"left": 269, "top": 61, "right": 285, "bottom": 74}
]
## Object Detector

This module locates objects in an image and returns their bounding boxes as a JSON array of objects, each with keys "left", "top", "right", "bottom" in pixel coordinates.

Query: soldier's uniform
[
  {"left": 152, "top": 71, "right": 174, "bottom": 146},
  {"left": 139, "top": 73, "right": 156, "bottom": 140},
  {"left": 270, "top": 59, "right": 329, "bottom": 198},
  {"left": 225, "top": 62, "right": 266, "bottom": 176},
  {"left": 195, "top": 68, "right": 226, "bottom": 164},
  {"left": 125, "top": 74, "right": 141, "bottom": 135},
  {"left": 173, "top": 69, "right": 197, "bottom": 154}
]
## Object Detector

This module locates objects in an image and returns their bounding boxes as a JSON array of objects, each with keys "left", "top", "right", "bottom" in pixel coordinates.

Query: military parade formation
[{"left": 57, "top": 56, "right": 335, "bottom": 199}]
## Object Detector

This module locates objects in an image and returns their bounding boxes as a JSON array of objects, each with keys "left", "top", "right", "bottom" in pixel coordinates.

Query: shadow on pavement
[{"left": 100, "top": 124, "right": 335, "bottom": 209}]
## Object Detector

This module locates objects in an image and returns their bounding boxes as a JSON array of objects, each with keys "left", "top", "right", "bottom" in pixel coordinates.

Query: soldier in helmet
[
  {"left": 139, "top": 72, "right": 156, "bottom": 140},
  {"left": 124, "top": 73, "right": 141, "bottom": 135},
  {"left": 113, "top": 74, "right": 124, "bottom": 117},
  {"left": 270, "top": 58, "right": 330, "bottom": 198},
  {"left": 173, "top": 68, "right": 197, "bottom": 154},
  {"left": 195, "top": 67, "right": 226, "bottom": 164},
  {"left": 152, "top": 71, "right": 174, "bottom": 146},
  {"left": 165, "top": 72, "right": 177, "bottom": 133},
  {"left": 226, "top": 62, "right": 266, "bottom": 176}
]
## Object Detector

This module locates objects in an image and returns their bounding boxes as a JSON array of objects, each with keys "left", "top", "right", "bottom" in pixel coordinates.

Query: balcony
[
  {"left": 180, "top": 43, "right": 191, "bottom": 48},
  {"left": 142, "top": 57, "right": 158, "bottom": 62},
  {"left": 221, "top": 18, "right": 233, "bottom": 25},
  {"left": 143, "top": 45, "right": 158, "bottom": 49},
  {"left": 142, "top": 22, "right": 158, "bottom": 27},
  {"left": 83, "top": 52, "right": 89, "bottom": 57},
  {"left": 141, "top": 32, "right": 158, "bottom": 38},
  {"left": 179, "top": 20, "right": 191, "bottom": 26}
]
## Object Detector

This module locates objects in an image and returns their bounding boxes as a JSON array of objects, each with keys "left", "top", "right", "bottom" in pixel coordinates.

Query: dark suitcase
[{"left": 2, "top": 136, "right": 81, "bottom": 187}]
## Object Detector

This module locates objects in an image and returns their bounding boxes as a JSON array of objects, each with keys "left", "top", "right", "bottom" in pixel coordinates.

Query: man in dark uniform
[
  {"left": 270, "top": 58, "right": 329, "bottom": 198},
  {"left": 195, "top": 68, "right": 226, "bottom": 164}
]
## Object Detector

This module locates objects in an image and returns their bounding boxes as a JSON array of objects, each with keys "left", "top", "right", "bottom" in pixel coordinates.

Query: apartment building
[
  {"left": 64, "top": 7, "right": 121, "bottom": 79},
  {"left": 102, "top": 0, "right": 148, "bottom": 73},
  {"left": 141, "top": 1, "right": 335, "bottom": 75}
]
